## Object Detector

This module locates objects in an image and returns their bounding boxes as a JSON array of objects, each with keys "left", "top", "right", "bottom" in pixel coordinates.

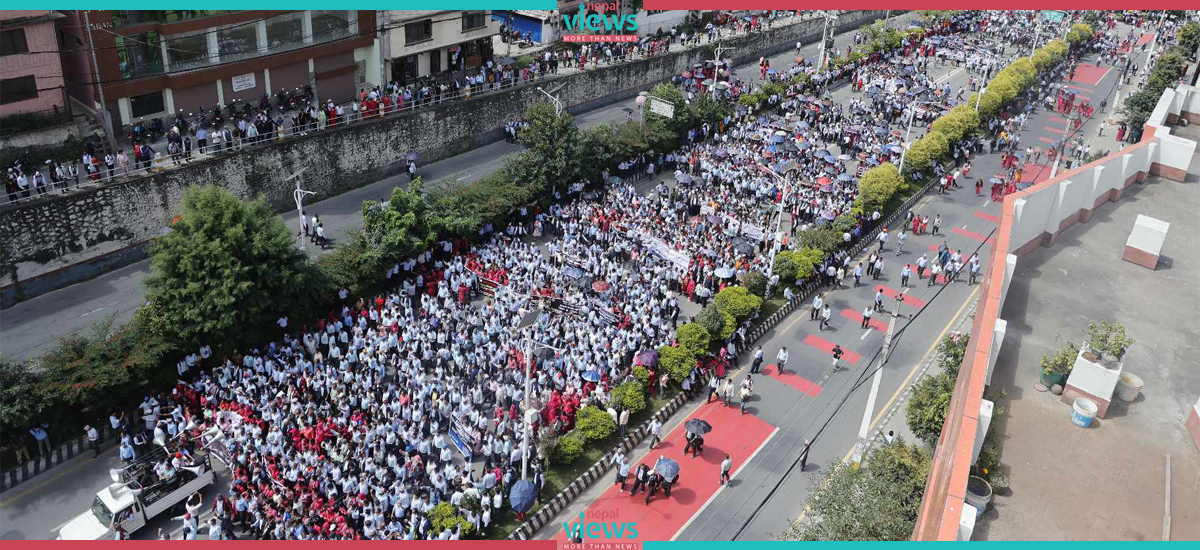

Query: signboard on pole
[
  {"left": 649, "top": 98, "right": 675, "bottom": 119},
  {"left": 1042, "top": 11, "right": 1065, "bottom": 23}
]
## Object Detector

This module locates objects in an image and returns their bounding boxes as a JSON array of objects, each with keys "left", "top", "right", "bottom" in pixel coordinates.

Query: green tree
[
  {"left": 0, "top": 358, "right": 45, "bottom": 434},
  {"left": 658, "top": 345, "right": 697, "bottom": 383},
  {"left": 740, "top": 271, "right": 768, "bottom": 297},
  {"left": 362, "top": 179, "right": 439, "bottom": 267},
  {"left": 554, "top": 430, "right": 587, "bottom": 464},
  {"left": 611, "top": 380, "right": 647, "bottom": 414},
  {"left": 576, "top": 405, "right": 617, "bottom": 440},
  {"left": 519, "top": 102, "right": 583, "bottom": 189},
  {"left": 799, "top": 228, "right": 844, "bottom": 255},
  {"left": 143, "top": 186, "right": 325, "bottom": 349},
  {"left": 906, "top": 371, "right": 956, "bottom": 446},
  {"left": 782, "top": 440, "right": 932, "bottom": 541},
  {"left": 695, "top": 304, "right": 728, "bottom": 343},
  {"left": 677, "top": 323, "right": 712, "bottom": 355},
  {"left": 714, "top": 286, "right": 764, "bottom": 322},
  {"left": 1179, "top": 22, "right": 1200, "bottom": 58},
  {"left": 643, "top": 83, "right": 695, "bottom": 136},
  {"left": 858, "top": 163, "right": 905, "bottom": 211}
]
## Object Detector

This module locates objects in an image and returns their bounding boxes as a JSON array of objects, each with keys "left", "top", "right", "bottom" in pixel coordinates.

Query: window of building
[
  {"left": 311, "top": 11, "right": 351, "bottom": 42},
  {"left": 111, "top": 11, "right": 234, "bottom": 28},
  {"left": 165, "top": 33, "right": 209, "bottom": 71},
  {"left": 265, "top": 12, "right": 304, "bottom": 50},
  {"left": 1, "top": 29, "right": 29, "bottom": 56},
  {"left": 404, "top": 19, "right": 433, "bottom": 45},
  {"left": 462, "top": 11, "right": 487, "bottom": 32},
  {"left": 129, "top": 90, "right": 165, "bottom": 118},
  {"left": 0, "top": 75, "right": 38, "bottom": 104},
  {"left": 217, "top": 24, "right": 259, "bottom": 61},
  {"left": 115, "top": 32, "right": 163, "bottom": 79}
]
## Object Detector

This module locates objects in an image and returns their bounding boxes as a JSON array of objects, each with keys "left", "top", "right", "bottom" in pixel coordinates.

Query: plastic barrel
[
  {"left": 1116, "top": 373, "right": 1143, "bottom": 402},
  {"left": 965, "top": 475, "right": 993, "bottom": 515},
  {"left": 1071, "top": 398, "right": 1098, "bottom": 427}
]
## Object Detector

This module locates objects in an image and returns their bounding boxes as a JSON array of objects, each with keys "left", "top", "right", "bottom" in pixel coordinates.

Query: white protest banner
[{"left": 231, "top": 72, "right": 256, "bottom": 92}]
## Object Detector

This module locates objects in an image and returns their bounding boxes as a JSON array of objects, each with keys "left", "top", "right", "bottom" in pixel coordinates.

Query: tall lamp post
[
  {"left": 897, "top": 100, "right": 938, "bottom": 172},
  {"left": 285, "top": 168, "right": 314, "bottom": 254},
  {"left": 757, "top": 164, "right": 794, "bottom": 281},
  {"left": 537, "top": 86, "right": 563, "bottom": 115}
]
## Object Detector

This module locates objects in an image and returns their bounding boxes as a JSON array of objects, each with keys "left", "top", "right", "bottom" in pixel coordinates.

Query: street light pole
[
  {"left": 710, "top": 42, "right": 733, "bottom": 101},
  {"left": 521, "top": 336, "right": 563, "bottom": 480},
  {"left": 898, "top": 105, "right": 918, "bottom": 172},
  {"left": 286, "top": 168, "right": 313, "bottom": 254},
  {"left": 537, "top": 86, "right": 563, "bottom": 115},
  {"left": 758, "top": 164, "right": 791, "bottom": 281}
]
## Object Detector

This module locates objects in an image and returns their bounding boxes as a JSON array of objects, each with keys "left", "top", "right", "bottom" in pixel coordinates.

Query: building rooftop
[{"left": 975, "top": 123, "right": 1200, "bottom": 541}]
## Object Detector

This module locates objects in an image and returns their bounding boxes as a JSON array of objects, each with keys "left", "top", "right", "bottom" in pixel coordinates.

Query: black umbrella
[
  {"left": 533, "top": 347, "right": 555, "bottom": 362},
  {"left": 685, "top": 418, "right": 713, "bottom": 435},
  {"left": 510, "top": 480, "right": 536, "bottom": 513}
]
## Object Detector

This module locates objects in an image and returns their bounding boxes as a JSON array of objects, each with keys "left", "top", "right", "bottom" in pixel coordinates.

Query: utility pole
[
  {"left": 818, "top": 11, "right": 839, "bottom": 70},
  {"left": 710, "top": 42, "right": 733, "bottom": 100},
  {"left": 286, "top": 168, "right": 314, "bottom": 254},
  {"left": 851, "top": 292, "right": 902, "bottom": 469},
  {"left": 1030, "top": 11, "right": 1044, "bottom": 57},
  {"left": 1145, "top": 10, "right": 1169, "bottom": 76},
  {"left": 83, "top": 11, "right": 117, "bottom": 156}
]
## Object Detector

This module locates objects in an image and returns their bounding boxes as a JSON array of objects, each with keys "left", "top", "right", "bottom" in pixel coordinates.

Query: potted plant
[
  {"left": 1040, "top": 342, "right": 1080, "bottom": 387},
  {"left": 1084, "top": 319, "right": 1135, "bottom": 362}
]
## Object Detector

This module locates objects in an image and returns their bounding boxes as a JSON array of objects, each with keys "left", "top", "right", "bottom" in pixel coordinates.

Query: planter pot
[
  {"left": 1040, "top": 371, "right": 1067, "bottom": 387},
  {"left": 965, "top": 475, "right": 993, "bottom": 514}
]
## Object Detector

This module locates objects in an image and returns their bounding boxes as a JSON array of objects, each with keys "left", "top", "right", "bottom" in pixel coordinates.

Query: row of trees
[{"left": 1121, "top": 25, "right": 1197, "bottom": 131}]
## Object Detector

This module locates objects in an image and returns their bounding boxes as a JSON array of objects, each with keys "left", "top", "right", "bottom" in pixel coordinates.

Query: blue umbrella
[
  {"left": 838, "top": 173, "right": 854, "bottom": 182},
  {"left": 796, "top": 141, "right": 812, "bottom": 150},
  {"left": 773, "top": 135, "right": 785, "bottom": 143},
  {"left": 793, "top": 120, "right": 810, "bottom": 130},
  {"left": 767, "top": 68, "right": 777, "bottom": 75},
  {"left": 814, "top": 149, "right": 830, "bottom": 157},
  {"left": 655, "top": 457, "right": 680, "bottom": 480},
  {"left": 510, "top": 480, "right": 536, "bottom": 513},
  {"left": 564, "top": 266, "right": 584, "bottom": 278},
  {"left": 582, "top": 370, "right": 602, "bottom": 383},
  {"left": 865, "top": 157, "right": 881, "bottom": 166},
  {"left": 765, "top": 145, "right": 778, "bottom": 153},
  {"left": 873, "top": 126, "right": 887, "bottom": 135}
]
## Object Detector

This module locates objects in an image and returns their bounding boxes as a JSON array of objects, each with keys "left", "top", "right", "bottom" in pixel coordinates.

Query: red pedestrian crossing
[
  {"left": 761, "top": 364, "right": 824, "bottom": 396},
  {"left": 952, "top": 226, "right": 992, "bottom": 244},
  {"left": 801, "top": 334, "right": 862, "bottom": 364},
  {"left": 974, "top": 212, "right": 1000, "bottom": 224},
  {"left": 874, "top": 284, "right": 927, "bottom": 307},
  {"left": 840, "top": 308, "right": 887, "bottom": 332}
]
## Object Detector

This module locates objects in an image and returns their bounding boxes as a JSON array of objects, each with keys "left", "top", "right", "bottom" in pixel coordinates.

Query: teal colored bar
[{"left": 38, "top": 2, "right": 557, "bottom": 9}]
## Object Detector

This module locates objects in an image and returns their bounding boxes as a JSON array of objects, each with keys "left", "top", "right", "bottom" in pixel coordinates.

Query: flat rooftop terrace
[{"left": 977, "top": 123, "right": 1200, "bottom": 541}]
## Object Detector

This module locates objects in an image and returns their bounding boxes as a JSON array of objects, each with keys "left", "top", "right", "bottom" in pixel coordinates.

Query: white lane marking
[
  {"left": 81, "top": 307, "right": 107, "bottom": 317},
  {"left": 861, "top": 329, "right": 871, "bottom": 340},
  {"left": 671, "top": 426, "right": 780, "bottom": 541}
]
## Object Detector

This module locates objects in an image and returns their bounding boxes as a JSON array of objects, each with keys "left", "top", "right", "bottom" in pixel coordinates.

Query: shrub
[
  {"left": 1040, "top": 342, "right": 1080, "bottom": 377},
  {"left": 799, "top": 228, "right": 843, "bottom": 255},
  {"left": 575, "top": 405, "right": 617, "bottom": 441},
  {"left": 677, "top": 323, "right": 712, "bottom": 355},
  {"left": 0, "top": 358, "right": 45, "bottom": 434},
  {"left": 632, "top": 365, "right": 652, "bottom": 390},
  {"left": 740, "top": 271, "right": 768, "bottom": 297},
  {"left": 1086, "top": 319, "right": 1135, "bottom": 360},
  {"left": 714, "top": 286, "right": 764, "bottom": 322},
  {"left": 773, "top": 250, "right": 800, "bottom": 279},
  {"left": 832, "top": 214, "right": 858, "bottom": 233},
  {"left": 611, "top": 380, "right": 647, "bottom": 415},
  {"left": 858, "top": 163, "right": 905, "bottom": 211},
  {"left": 906, "top": 371, "right": 956, "bottom": 446},
  {"left": 937, "top": 333, "right": 970, "bottom": 379},
  {"left": 554, "top": 430, "right": 586, "bottom": 464},
  {"left": 430, "top": 502, "right": 476, "bottom": 538},
  {"left": 695, "top": 305, "right": 727, "bottom": 342},
  {"left": 794, "top": 247, "right": 825, "bottom": 279},
  {"left": 536, "top": 431, "right": 560, "bottom": 466},
  {"left": 658, "top": 345, "right": 697, "bottom": 384},
  {"left": 720, "top": 310, "right": 737, "bottom": 340}
]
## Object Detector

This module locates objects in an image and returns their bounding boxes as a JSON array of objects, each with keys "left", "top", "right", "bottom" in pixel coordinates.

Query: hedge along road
[{"left": 0, "top": 11, "right": 917, "bottom": 366}]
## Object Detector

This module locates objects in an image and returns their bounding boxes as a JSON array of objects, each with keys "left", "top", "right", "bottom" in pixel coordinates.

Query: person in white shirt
[{"left": 776, "top": 347, "right": 789, "bottom": 375}]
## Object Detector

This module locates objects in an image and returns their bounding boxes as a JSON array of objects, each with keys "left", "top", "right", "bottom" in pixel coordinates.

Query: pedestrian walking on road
[
  {"left": 831, "top": 345, "right": 844, "bottom": 368},
  {"left": 616, "top": 457, "right": 632, "bottom": 491},
  {"left": 932, "top": 214, "right": 942, "bottom": 236},
  {"left": 720, "top": 454, "right": 733, "bottom": 484},
  {"left": 751, "top": 346, "right": 764, "bottom": 374},
  {"left": 877, "top": 228, "right": 889, "bottom": 252},
  {"left": 820, "top": 304, "right": 831, "bottom": 331},
  {"left": 618, "top": 408, "right": 630, "bottom": 438},
  {"left": 872, "top": 256, "right": 884, "bottom": 280},
  {"left": 861, "top": 306, "right": 873, "bottom": 329},
  {"left": 896, "top": 230, "right": 907, "bottom": 255},
  {"left": 649, "top": 418, "right": 663, "bottom": 448},
  {"left": 811, "top": 294, "right": 823, "bottom": 320},
  {"left": 630, "top": 463, "right": 649, "bottom": 496},
  {"left": 917, "top": 253, "right": 928, "bottom": 279},
  {"left": 854, "top": 262, "right": 864, "bottom": 286},
  {"left": 901, "top": 264, "right": 912, "bottom": 287},
  {"left": 799, "top": 439, "right": 812, "bottom": 471},
  {"left": 85, "top": 424, "right": 101, "bottom": 457},
  {"left": 929, "top": 262, "right": 941, "bottom": 287},
  {"left": 776, "top": 347, "right": 789, "bottom": 375},
  {"left": 874, "top": 289, "right": 885, "bottom": 312}
]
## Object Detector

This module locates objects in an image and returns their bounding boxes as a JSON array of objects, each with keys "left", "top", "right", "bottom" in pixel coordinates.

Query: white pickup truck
[{"left": 57, "top": 430, "right": 229, "bottom": 540}]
